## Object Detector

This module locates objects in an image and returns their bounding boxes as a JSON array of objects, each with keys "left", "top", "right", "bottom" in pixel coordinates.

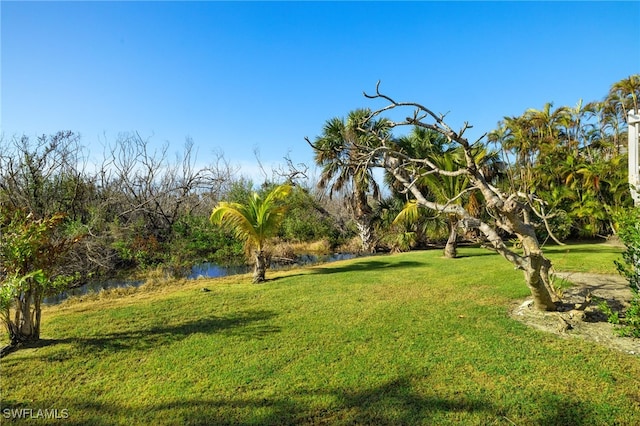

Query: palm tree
[
  {"left": 524, "top": 102, "right": 569, "bottom": 147},
  {"left": 309, "top": 109, "right": 390, "bottom": 253},
  {"left": 210, "top": 184, "right": 291, "bottom": 283},
  {"left": 391, "top": 127, "right": 492, "bottom": 258},
  {"left": 607, "top": 74, "right": 640, "bottom": 121}
]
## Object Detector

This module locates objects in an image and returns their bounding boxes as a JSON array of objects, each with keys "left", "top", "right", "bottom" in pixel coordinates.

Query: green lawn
[
  {"left": 1, "top": 243, "right": 639, "bottom": 425},
  {"left": 544, "top": 240, "right": 626, "bottom": 273}
]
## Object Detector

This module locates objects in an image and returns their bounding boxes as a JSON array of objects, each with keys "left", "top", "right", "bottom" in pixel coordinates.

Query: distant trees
[
  {"left": 0, "top": 131, "right": 90, "bottom": 220},
  {"left": 210, "top": 184, "right": 292, "bottom": 283},
  {"left": 608, "top": 74, "right": 639, "bottom": 123},
  {"left": 278, "top": 184, "right": 347, "bottom": 246},
  {"left": 97, "top": 133, "right": 238, "bottom": 268},
  {"left": 489, "top": 74, "right": 639, "bottom": 240}
]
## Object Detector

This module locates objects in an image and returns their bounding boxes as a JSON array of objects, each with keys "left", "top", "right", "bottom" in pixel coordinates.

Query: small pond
[{"left": 44, "top": 252, "right": 357, "bottom": 305}]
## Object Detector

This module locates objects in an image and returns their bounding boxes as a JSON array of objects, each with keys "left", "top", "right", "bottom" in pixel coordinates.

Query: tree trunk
[
  {"left": 353, "top": 189, "right": 375, "bottom": 253},
  {"left": 33, "top": 287, "right": 42, "bottom": 340},
  {"left": 8, "top": 287, "right": 41, "bottom": 345},
  {"left": 356, "top": 218, "right": 374, "bottom": 253},
  {"left": 523, "top": 253, "right": 557, "bottom": 310},
  {"left": 443, "top": 216, "right": 458, "bottom": 258},
  {"left": 253, "top": 250, "right": 267, "bottom": 283}
]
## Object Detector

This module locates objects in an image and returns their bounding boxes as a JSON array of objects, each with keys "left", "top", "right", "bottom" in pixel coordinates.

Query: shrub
[
  {"left": 603, "top": 207, "right": 640, "bottom": 337},
  {"left": 170, "top": 214, "right": 244, "bottom": 267},
  {"left": 615, "top": 208, "right": 640, "bottom": 291},
  {"left": 277, "top": 186, "right": 345, "bottom": 246}
]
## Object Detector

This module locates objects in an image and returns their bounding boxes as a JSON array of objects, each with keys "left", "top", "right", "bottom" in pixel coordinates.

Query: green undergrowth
[{"left": 1, "top": 244, "right": 638, "bottom": 425}]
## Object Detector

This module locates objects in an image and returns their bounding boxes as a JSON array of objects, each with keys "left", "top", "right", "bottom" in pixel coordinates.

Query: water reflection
[
  {"left": 188, "top": 253, "right": 356, "bottom": 279},
  {"left": 44, "top": 253, "right": 357, "bottom": 305},
  {"left": 188, "top": 263, "right": 251, "bottom": 279}
]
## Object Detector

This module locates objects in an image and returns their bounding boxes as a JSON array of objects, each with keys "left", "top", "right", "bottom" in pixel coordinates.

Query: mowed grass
[
  {"left": 2, "top": 243, "right": 639, "bottom": 425},
  {"left": 544, "top": 240, "right": 627, "bottom": 274}
]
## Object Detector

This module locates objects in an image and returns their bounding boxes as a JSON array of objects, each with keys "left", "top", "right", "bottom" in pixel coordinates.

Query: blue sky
[{"left": 2, "top": 1, "right": 639, "bottom": 181}]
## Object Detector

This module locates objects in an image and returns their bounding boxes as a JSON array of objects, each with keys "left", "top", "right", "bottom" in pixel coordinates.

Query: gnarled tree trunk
[
  {"left": 523, "top": 253, "right": 557, "bottom": 310},
  {"left": 382, "top": 135, "right": 558, "bottom": 311}
]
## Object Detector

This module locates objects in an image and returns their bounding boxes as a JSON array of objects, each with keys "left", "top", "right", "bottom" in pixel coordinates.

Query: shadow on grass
[
  {"left": 6, "top": 310, "right": 279, "bottom": 358},
  {"left": 309, "top": 259, "right": 425, "bottom": 275},
  {"left": 12, "top": 377, "right": 495, "bottom": 425},
  {"left": 530, "top": 393, "right": 621, "bottom": 426},
  {"left": 9, "top": 377, "right": 619, "bottom": 425},
  {"left": 454, "top": 252, "right": 500, "bottom": 259},
  {"left": 266, "top": 259, "right": 426, "bottom": 282},
  {"left": 543, "top": 244, "right": 622, "bottom": 255}
]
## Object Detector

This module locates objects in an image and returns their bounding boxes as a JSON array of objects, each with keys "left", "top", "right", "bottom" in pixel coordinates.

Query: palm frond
[
  {"left": 210, "top": 184, "right": 292, "bottom": 252},
  {"left": 210, "top": 202, "right": 259, "bottom": 244},
  {"left": 393, "top": 200, "right": 421, "bottom": 226}
]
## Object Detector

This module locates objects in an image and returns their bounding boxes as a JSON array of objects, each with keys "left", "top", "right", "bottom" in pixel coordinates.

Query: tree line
[
  {"left": 1, "top": 75, "right": 638, "bottom": 350},
  {"left": 310, "top": 75, "right": 638, "bottom": 258},
  {"left": 0, "top": 132, "right": 350, "bottom": 348},
  {"left": 304, "top": 74, "right": 637, "bottom": 321}
]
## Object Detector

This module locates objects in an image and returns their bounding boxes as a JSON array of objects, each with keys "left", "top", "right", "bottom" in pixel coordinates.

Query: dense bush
[
  {"left": 615, "top": 207, "right": 640, "bottom": 290},
  {"left": 609, "top": 207, "right": 640, "bottom": 337},
  {"left": 278, "top": 186, "right": 343, "bottom": 246},
  {"left": 600, "top": 207, "right": 640, "bottom": 337},
  {"left": 170, "top": 214, "right": 245, "bottom": 267}
]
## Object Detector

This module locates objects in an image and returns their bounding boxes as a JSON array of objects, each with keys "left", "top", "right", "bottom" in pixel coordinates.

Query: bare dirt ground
[{"left": 511, "top": 272, "right": 639, "bottom": 356}]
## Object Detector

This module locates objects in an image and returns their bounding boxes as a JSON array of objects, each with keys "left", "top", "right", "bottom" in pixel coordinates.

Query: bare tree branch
[{"left": 354, "top": 82, "right": 559, "bottom": 310}]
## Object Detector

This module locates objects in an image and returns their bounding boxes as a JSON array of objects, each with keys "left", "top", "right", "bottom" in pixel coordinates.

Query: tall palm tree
[
  {"left": 489, "top": 116, "right": 540, "bottom": 194},
  {"left": 491, "top": 106, "right": 567, "bottom": 196},
  {"left": 607, "top": 74, "right": 640, "bottom": 121},
  {"left": 210, "top": 184, "right": 291, "bottom": 283},
  {"left": 524, "top": 102, "right": 572, "bottom": 160},
  {"left": 309, "top": 109, "right": 390, "bottom": 252}
]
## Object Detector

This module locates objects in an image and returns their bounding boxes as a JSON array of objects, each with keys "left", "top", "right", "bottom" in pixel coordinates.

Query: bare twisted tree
[{"left": 356, "top": 83, "right": 558, "bottom": 310}]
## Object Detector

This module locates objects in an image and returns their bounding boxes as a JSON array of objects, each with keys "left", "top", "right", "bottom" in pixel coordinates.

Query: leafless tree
[
  {"left": 98, "top": 133, "right": 237, "bottom": 241},
  {"left": 356, "top": 83, "right": 558, "bottom": 311},
  {"left": 0, "top": 131, "right": 89, "bottom": 220},
  {"left": 273, "top": 153, "right": 309, "bottom": 186}
]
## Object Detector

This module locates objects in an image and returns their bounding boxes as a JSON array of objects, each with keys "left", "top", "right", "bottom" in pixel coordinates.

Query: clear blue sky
[{"left": 2, "top": 1, "right": 639, "bottom": 181}]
